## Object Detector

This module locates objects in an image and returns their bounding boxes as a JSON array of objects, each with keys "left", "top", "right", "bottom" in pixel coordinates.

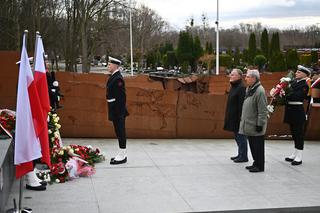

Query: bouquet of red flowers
[
  {"left": 267, "top": 71, "right": 294, "bottom": 115},
  {"left": 0, "top": 109, "right": 16, "bottom": 139},
  {"left": 47, "top": 110, "right": 105, "bottom": 183},
  {"left": 50, "top": 144, "right": 104, "bottom": 183}
]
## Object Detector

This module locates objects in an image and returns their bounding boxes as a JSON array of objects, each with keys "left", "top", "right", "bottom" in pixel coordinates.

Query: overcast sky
[{"left": 136, "top": 0, "right": 320, "bottom": 30}]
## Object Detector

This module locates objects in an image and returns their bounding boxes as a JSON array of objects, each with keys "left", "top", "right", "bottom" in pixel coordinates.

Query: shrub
[
  {"left": 299, "top": 54, "right": 312, "bottom": 67},
  {"left": 219, "top": 54, "right": 233, "bottom": 68},
  {"left": 269, "top": 52, "right": 287, "bottom": 72},
  {"left": 254, "top": 55, "right": 267, "bottom": 71},
  {"left": 286, "top": 49, "right": 299, "bottom": 69}
]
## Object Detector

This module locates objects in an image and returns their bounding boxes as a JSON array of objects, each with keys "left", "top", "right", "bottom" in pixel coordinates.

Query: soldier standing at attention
[
  {"left": 106, "top": 56, "right": 129, "bottom": 165},
  {"left": 284, "top": 65, "right": 310, "bottom": 166}
]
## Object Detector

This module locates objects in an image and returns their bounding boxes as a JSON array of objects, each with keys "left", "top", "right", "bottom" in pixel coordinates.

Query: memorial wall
[{"left": 1, "top": 51, "right": 319, "bottom": 140}]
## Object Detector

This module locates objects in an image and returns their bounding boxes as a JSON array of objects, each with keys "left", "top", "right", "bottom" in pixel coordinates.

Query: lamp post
[
  {"left": 316, "top": 23, "right": 320, "bottom": 45},
  {"left": 129, "top": 0, "right": 133, "bottom": 76},
  {"left": 215, "top": 0, "right": 219, "bottom": 75}
]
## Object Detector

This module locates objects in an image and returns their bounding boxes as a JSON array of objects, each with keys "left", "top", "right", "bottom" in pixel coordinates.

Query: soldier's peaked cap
[
  {"left": 108, "top": 56, "right": 122, "bottom": 65},
  {"left": 297, "top": 65, "right": 311, "bottom": 75}
]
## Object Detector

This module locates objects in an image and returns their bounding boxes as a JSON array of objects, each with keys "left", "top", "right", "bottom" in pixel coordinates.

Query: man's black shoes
[
  {"left": 249, "top": 166, "right": 264, "bottom": 173},
  {"left": 245, "top": 165, "right": 255, "bottom": 170},
  {"left": 230, "top": 156, "right": 239, "bottom": 160},
  {"left": 233, "top": 158, "right": 248, "bottom": 163}
]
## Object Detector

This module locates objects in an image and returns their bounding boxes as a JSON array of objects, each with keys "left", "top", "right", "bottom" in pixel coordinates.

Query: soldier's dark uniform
[
  {"left": 284, "top": 65, "right": 310, "bottom": 165},
  {"left": 106, "top": 70, "right": 129, "bottom": 149},
  {"left": 284, "top": 79, "right": 309, "bottom": 148}
]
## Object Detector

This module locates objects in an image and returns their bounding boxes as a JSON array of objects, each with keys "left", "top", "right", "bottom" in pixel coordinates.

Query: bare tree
[{"left": 132, "top": 5, "right": 166, "bottom": 68}]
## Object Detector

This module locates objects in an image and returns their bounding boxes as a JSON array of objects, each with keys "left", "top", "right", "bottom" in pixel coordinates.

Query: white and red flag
[
  {"left": 34, "top": 35, "right": 51, "bottom": 169},
  {"left": 15, "top": 33, "right": 44, "bottom": 179}
]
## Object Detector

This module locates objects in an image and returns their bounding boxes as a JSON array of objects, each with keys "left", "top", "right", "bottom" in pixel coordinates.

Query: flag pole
[
  {"left": 129, "top": 0, "right": 133, "bottom": 76},
  {"left": 18, "top": 30, "right": 29, "bottom": 212},
  {"left": 6, "top": 29, "right": 33, "bottom": 213},
  {"left": 215, "top": 0, "right": 219, "bottom": 75},
  {"left": 33, "top": 31, "right": 40, "bottom": 70}
]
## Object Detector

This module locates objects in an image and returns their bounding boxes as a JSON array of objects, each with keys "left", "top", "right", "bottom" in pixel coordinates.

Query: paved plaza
[{"left": 5, "top": 138, "right": 320, "bottom": 213}]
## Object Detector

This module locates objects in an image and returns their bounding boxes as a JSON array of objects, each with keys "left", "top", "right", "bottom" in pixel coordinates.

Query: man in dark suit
[
  {"left": 284, "top": 65, "right": 310, "bottom": 165},
  {"left": 106, "top": 56, "right": 129, "bottom": 165}
]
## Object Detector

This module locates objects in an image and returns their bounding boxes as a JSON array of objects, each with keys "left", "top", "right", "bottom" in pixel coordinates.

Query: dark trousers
[
  {"left": 112, "top": 117, "right": 127, "bottom": 149},
  {"left": 234, "top": 132, "right": 248, "bottom": 160},
  {"left": 290, "top": 122, "right": 305, "bottom": 150},
  {"left": 248, "top": 135, "right": 265, "bottom": 171}
]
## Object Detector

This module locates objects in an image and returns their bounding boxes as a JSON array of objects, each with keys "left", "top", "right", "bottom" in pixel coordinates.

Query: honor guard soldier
[
  {"left": 284, "top": 65, "right": 310, "bottom": 165},
  {"left": 106, "top": 56, "right": 129, "bottom": 164}
]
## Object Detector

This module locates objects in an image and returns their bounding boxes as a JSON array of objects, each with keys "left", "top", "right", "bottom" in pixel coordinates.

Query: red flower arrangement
[
  {"left": 47, "top": 111, "right": 105, "bottom": 183},
  {"left": 267, "top": 71, "right": 294, "bottom": 115},
  {"left": 0, "top": 109, "right": 16, "bottom": 139}
]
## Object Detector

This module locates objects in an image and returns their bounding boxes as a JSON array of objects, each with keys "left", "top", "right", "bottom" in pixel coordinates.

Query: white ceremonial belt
[
  {"left": 107, "top": 98, "right": 116, "bottom": 103},
  {"left": 288, "top": 101, "right": 303, "bottom": 105}
]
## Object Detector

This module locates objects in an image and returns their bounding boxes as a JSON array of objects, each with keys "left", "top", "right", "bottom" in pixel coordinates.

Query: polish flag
[
  {"left": 15, "top": 33, "right": 44, "bottom": 179},
  {"left": 34, "top": 35, "right": 51, "bottom": 169}
]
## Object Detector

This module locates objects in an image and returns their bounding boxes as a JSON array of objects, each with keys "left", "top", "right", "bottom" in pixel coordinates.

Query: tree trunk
[
  {"left": 36, "top": 0, "right": 41, "bottom": 31},
  {"left": 71, "top": 2, "right": 78, "bottom": 72},
  {"left": 140, "top": 37, "right": 145, "bottom": 69},
  {"left": 81, "top": 21, "right": 89, "bottom": 73}
]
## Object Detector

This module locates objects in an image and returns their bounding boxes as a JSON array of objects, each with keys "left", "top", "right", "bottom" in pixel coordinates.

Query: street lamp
[{"left": 215, "top": 0, "right": 219, "bottom": 75}]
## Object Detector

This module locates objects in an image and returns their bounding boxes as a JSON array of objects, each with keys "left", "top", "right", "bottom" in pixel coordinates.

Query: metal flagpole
[
  {"left": 19, "top": 29, "right": 29, "bottom": 213},
  {"left": 215, "top": 0, "right": 219, "bottom": 75},
  {"left": 33, "top": 31, "right": 40, "bottom": 70},
  {"left": 129, "top": 0, "right": 133, "bottom": 76},
  {"left": 6, "top": 30, "right": 33, "bottom": 213}
]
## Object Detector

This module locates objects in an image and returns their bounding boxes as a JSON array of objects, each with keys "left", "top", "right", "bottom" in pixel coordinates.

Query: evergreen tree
[
  {"left": 162, "top": 54, "right": 168, "bottom": 68},
  {"left": 176, "top": 31, "right": 193, "bottom": 73},
  {"left": 208, "top": 42, "right": 213, "bottom": 54},
  {"left": 154, "top": 50, "right": 162, "bottom": 67},
  {"left": 190, "top": 36, "right": 203, "bottom": 72},
  {"left": 205, "top": 42, "right": 209, "bottom": 53},
  {"left": 269, "top": 52, "right": 286, "bottom": 72},
  {"left": 286, "top": 49, "right": 299, "bottom": 70},
  {"left": 166, "top": 51, "right": 177, "bottom": 69},
  {"left": 270, "top": 32, "right": 280, "bottom": 57},
  {"left": 242, "top": 49, "right": 250, "bottom": 64},
  {"left": 260, "top": 28, "right": 269, "bottom": 59},
  {"left": 193, "top": 36, "right": 203, "bottom": 61},
  {"left": 226, "top": 48, "right": 233, "bottom": 56},
  {"left": 219, "top": 54, "right": 233, "bottom": 68},
  {"left": 248, "top": 33, "right": 257, "bottom": 64},
  {"left": 311, "top": 50, "right": 318, "bottom": 64},
  {"left": 205, "top": 42, "right": 213, "bottom": 54},
  {"left": 159, "top": 41, "right": 174, "bottom": 55},
  {"left": 146, "top": 51, "right": 155, "bottom": 68},
  {"left": 233, "top": 47, "right": 240, "bottom": 66}
]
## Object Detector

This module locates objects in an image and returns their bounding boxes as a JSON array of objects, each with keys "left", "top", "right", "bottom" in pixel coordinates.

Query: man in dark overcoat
[{"left": 224, "top": 69, "right": 248, "bottom": 163}]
